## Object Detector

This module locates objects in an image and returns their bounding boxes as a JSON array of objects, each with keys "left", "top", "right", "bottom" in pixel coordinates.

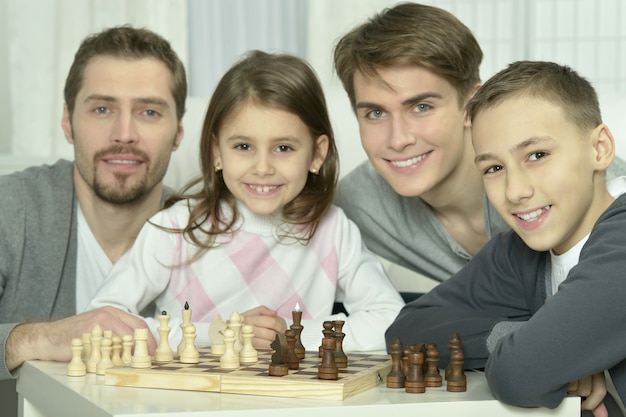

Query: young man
[
  {"left": 386, "top": 61, "right": 626, "bottom": 416},
  {"left": 0, "top": 25, "right": 185, "bottom": 388},
  {"left": 333, "top": 2, "right": 626, "bottom": 288}
]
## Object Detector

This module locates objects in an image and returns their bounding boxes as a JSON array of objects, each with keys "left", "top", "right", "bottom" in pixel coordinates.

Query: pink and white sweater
[{"left": 88, "top": 199, "right": 404, "bottom": 352}]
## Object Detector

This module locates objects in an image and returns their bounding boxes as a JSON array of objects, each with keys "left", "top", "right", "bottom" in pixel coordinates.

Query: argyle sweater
[{"left": 89, "top": 199, "right": 404, "bottom": 352}]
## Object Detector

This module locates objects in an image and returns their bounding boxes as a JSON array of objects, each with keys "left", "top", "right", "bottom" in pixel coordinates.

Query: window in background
[{"left": 187, "top": 0, "right": 307, "bottom": 97}]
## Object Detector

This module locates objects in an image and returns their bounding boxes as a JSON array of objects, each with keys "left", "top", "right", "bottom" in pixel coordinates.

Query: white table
[{"left": 17, "top": 360, "right": 580, "bottom": 417}]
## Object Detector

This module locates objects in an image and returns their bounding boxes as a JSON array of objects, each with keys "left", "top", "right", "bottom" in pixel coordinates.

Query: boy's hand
[
  {"left": 568, "top": 372, "right": 608, "bottom": 417},
  {"left": 241, "top": 305, "right": 288, "bottom": 349}
]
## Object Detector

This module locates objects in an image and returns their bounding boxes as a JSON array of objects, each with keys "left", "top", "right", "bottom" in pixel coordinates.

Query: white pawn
[
  {"left": 227, "top": 311, "right": 243, "bottom": 353},
  {"left": 220, "top": 328, "right": 240, "bottom": 369},
  {"left": 131, "top": 328, "right": 152, "bottom": 369},
  {"left": 239, "top": 324, "right": 258, "bottom": 364},
  {"left": 96, "top": 336, "right": 114, "bottom": 375},
  {"left": 154, "top": 311, "right": 174, "bottom": 363},
  {"left": 81, "top": 332, "right": 91, "bottom": 363},
  {"left": 121, "top": 334, "right": 133, "bottom": 365},
  {"left": 111, "top": 335, "right": 123, "bottom": 366},
  {"left": 86, "top": 324, "right": 103, "bottom": 373},
  {"left": 179, "top": 324, "right": 200, "bottom": 364},
  {"left": 67, "top": 338, "right": 86, "bottom": 377}
]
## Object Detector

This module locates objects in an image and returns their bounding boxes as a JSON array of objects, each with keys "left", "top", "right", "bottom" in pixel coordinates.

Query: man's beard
[{"left": 92, "top": 170, "right": 151, "bottom": 205}]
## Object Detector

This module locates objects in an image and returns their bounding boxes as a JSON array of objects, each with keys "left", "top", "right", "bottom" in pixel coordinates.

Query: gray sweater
[
  {"left": 335, "top": 161, "right": 513, "bottom": 282},
  {"left": 335, "top": 158, "right": 626, "bottom": 284}
]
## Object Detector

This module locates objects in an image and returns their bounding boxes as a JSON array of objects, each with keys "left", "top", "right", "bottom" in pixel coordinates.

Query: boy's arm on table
[
  {"left": 486, "top": 200, "right": 626, "bottom": 409},
  {"left": 386, "top": 232, "right": 539, "bottom": 369}
]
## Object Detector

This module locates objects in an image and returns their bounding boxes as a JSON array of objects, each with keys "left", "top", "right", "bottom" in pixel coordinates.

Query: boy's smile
[{"left": 473, "top": 95, "right": 615, "bottom": 255}]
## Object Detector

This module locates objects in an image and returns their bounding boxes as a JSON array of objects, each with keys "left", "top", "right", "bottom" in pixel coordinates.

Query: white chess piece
[
  {"left": 111, "top": 335, "right": 123, "bottom": 366},
  {"left": 81, "top": 332, "right": 91, "bottom": 363},
  {"left": 220, "top": 328, "right": 240, "bottom": 369},
  {"left": 131, "top": 328, "right": 152, "bottom": 369},
  {"left": 66, "top": 338, "right": 86, "bottom": 377},
  {"left": 227, "top": 311, "right": 243, "bottom": 353},
  {"left": 86, "top": 324, "right": 103, "bottom": 373},
  {"left": 209, "top": 314, "right": 226, "bottom": 355},
  {"left": 179, "top": 324, "right": 200, "bottom": 364},
  {"left": 96, "top": 336, "right": 114, "bottom": 375},
  {"left": 154, "top": 311, "right": 174, "bottom": 363},
  {"left": 239, "top": 324, "right": 258, "bottom": 364},
  {"left": 121, "top": 334, "right": 133, "bottom": 365},
  {"left": 177, "top": 303, "right": 193, "bottom": 356}
]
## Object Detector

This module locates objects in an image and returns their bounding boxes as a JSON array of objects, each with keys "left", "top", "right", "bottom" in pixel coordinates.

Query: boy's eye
[
  {"left": 529, "top": 151, "right": 547, "bottom": 161},
  {"left": 484, "top": 165, "right": 503, "bottom": 174}
]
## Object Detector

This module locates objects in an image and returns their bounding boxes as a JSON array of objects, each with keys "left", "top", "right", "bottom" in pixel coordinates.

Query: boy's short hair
[
  {"left": 64, "top": 25, "right": 187, "bottom": 121},
  {"left": 333, "top": 2, "right": 482, "bottom": 110},
  {"left": 466, "top": 61, "right": 602, "bottom": 131}
]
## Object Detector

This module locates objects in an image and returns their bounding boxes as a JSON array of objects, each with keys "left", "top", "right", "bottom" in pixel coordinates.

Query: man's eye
[
  {"left": 366, "top": 109, "right": 385, "bottom": 119},
  {"left": 95, "top": 107, "right": 108, "bottom": 114},
  {"left": 145, "top": 109, "right": 160, "bottom": 118},
  {"left": 415, "top": 103, "right": 431, "bottom": 112}
]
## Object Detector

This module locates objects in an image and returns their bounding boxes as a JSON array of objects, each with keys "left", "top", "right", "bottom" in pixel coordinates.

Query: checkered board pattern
[{"left": 104, "top": 347, "right": 392, "bottom": 400}]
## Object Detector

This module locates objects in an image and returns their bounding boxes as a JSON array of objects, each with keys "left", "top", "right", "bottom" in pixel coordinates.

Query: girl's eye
[
  {"left": 235, "top": 143, "right": 250, "bottom": 151},
  {"left": 276, "top": 145, "right": 293, "bottom": 153}
]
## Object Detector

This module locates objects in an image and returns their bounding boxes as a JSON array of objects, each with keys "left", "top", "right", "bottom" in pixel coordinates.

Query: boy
[
  {"left": 386, "top": 61, "right": 626, "bottom": 415},
  {"left": 333, "top": 2, "right": 626, "bottom": 292}
]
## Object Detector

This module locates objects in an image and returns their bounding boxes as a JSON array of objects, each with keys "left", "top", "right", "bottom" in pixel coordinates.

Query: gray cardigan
[
  {"left": 0, "top": 159, "right": 172, "bottom": 380},
  {"left": 0, "top": 160, "right": 77, "bottom": 380}
]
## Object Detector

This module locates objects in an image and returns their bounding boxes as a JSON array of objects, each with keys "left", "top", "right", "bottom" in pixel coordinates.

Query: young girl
[{"left": 88, "top": 50, "right": 404, "bottom": 352}]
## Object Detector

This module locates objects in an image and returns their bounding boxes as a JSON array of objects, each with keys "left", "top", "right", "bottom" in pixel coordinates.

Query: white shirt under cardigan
[{"left": 88, "top": 199, "right": 404, "bottom": 352}]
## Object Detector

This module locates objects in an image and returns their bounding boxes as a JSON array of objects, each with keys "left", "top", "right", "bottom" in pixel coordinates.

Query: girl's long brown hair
[{"left": 166, "top": 50, "right": 339, "bottom": 258}]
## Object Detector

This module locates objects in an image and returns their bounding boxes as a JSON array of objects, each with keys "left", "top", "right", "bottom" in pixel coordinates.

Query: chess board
[{"left": 104, "top": 347, "right": 391, "bottom": 400}]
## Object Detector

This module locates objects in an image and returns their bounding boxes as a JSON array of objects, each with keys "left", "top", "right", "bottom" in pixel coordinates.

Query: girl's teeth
[{"left": 251, "top": 185, "right": 277, "bottom": 193}]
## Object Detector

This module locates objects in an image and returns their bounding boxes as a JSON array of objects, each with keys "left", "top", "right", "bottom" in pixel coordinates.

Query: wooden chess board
[{"left": 104, "top": 347, "right": 392, "bottom": 400}]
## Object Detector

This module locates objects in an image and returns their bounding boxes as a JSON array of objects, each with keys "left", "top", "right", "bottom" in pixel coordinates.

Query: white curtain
[
  {"left": 1, "top": 0, "right": 188, "bottom": 166},
  {"left": 186, "top": 0, "right": 306, "bottom": 97},
  {"left": 3, "top": 0, "right": 624, "bottom": 182},
  {"left": 306, "top": 0, "right": 626, "bottom": 177}
]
